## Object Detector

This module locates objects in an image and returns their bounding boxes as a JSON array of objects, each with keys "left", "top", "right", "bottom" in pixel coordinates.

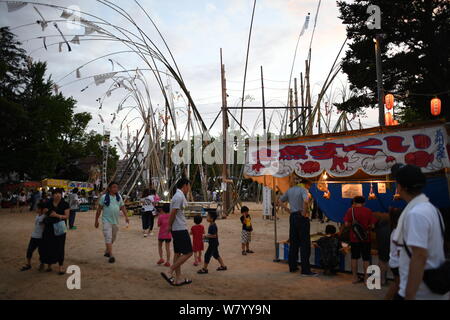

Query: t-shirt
[
  {"left": 316, "top": 235, "right": 340, "bottom": 267},
  {"left": 170, "top": 189, "right": 188, "bottom": 231},
  {"left": 240, "top": 214, "right": 253, "bottom": 232},
  {"left": 207, "top": 223, "right": 219, "bottom": 246},
  {"left": 279, "top": 185, "right": 309, "bottom": 213},
  {"left": 398, "top": 202, "right": 449, "bottom": 300},
  {"left": 191, "top": 224, "right": 205, "bottom": 244},
  {"left": 68, "top": 193, "right": 79, "bottom": 210},
  {"left": 31, "top": 214, "right": 46, "bottom": 239},
  {"left": 141, "top": 195, "right": 155, "bottom": 212},
  {"left": 99, "top": 193, "right": 125, "bottom": 225},
  {"left": 389, "top": 228, "right": 400, "bottom": 269},
  {"left": 343, "top": 206, "right": 377, "bottom": 243},
  {"left": 157, "top": 214, "right": 172, "bottom": 240}
]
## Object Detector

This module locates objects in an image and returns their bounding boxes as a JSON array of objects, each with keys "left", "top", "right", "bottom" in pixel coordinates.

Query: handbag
[
  {"left": 351, "top": 208, "right": 368, "bottom": 241},
  {"left": 403, "top": 208, "right": 450, "bottom": 295},
  {"left": 53, "top": 220, "right": 67, "bottom": 236}
]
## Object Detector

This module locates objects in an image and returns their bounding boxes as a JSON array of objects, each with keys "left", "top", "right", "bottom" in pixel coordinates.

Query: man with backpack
[
  {"left": 391, "top": 164, "right": 450, "bottom": 300},
  {"left": 344, "top": 196, "right": 377, "bottom": 284}
]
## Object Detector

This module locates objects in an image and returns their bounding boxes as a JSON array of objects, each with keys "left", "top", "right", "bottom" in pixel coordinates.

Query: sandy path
[{"left": 0, "top": 203, "right": 387, "bottom": 300}]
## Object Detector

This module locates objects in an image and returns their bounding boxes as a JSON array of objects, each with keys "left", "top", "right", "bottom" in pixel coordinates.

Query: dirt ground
[{"left": 0, "top": 202, "right": 388, "bottom": 300}]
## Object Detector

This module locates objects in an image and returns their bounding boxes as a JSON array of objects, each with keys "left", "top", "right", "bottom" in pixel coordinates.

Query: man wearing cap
[{"left": 391, "top": 164, "right": 449, "bottom": 300}]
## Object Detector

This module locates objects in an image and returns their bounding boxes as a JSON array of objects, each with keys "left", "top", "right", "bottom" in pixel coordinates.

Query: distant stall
[
  {"left": 41, "top": 179, "right": 69, "bottom": 190},
  {"left": 68, "top": 181, "right": 95, "bottom": 192}
]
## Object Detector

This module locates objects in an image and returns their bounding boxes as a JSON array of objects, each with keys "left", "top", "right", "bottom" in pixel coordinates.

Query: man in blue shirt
[
  {"left": 95, "top": 182, "right": 129, "bottom": 263},
  {"left": 279, "top": 178, "right": 317, "bottom": 276}
]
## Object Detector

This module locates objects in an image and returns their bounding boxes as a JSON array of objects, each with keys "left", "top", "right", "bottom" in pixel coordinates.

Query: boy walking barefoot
[
  {"left": 190, "top": 215, "right": 205, "bottom": 266},
  {"left": 156, "top": 205, "right": 172, "bottom": 267},
  {"left": 95, "top": 182, "right": 129, "bottom": 263},
  {"left": 197, "top": 211, "right": 227, "bottom": 274},
  {"left": 240, "top": 206, "right": 254, "bottom": 255}
]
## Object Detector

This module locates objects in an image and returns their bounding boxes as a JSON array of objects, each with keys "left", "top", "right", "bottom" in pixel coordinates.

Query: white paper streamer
[
  {"left": 70, "top": 35, "right": 80, "bottom": 45},
  {"left": 299, "top": 14, "right": 310, "bottom": 37},
  {"left": 6, "top": 1, "right": 27, "bottom": 12},
  {"left": 33, "top": 6, "right": 48, "bottom": 31},
  {"left": 76, "top": 68, "right": 81, "bottom": 78},
  {"left": 94, "top": 72, "right": 117, "bottom": 86}
]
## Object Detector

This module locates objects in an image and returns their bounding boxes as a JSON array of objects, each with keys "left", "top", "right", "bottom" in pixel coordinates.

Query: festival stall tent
[
  {"left": 41, "top": 179, "right": 69, "bottom": 190},
  {"left": 244, "top": 120, "right": 450, "bottom": 271},
  {"left": 68, "top": 181, "right": 95, "bottom": 192}
]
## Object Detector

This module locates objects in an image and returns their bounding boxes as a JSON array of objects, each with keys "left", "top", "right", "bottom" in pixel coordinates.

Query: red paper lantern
[
  {"left": 385, "top": 112, "right": 393, "bottom": 126},
  {"left": 393, "top": 120, "right": 399, "bottom": 125},
  {"left": 430, "top": 97, "right": 441, "bottom": 116},
  {"left": 385, "top": 94, "right": 394, "bottom": 110}
]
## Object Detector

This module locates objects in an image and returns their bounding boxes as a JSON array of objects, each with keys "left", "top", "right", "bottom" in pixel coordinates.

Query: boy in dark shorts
[{"left": 197, "top": 211, "right": 227, "bottom": 274}]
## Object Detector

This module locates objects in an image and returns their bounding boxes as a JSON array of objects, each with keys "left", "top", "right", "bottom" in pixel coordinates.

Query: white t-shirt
[
  {"left": 170, "top": 189, "right": 188, "bottom": 231},
  {"left": 398, "top": 202, "right": 449, "bottom": 300},
  {"left": 141, "top": 195, "right": 155, "bottom": 212},
  {"left": 389, "top": 228, "right": 400, "bottom": 269}
]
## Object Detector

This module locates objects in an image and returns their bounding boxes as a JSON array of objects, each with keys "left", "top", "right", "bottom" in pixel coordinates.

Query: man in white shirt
[
  {"left": 391, "top": 164, "right": 449, "bottom": 300},
  {"left": 161, "top": 178, "right": 193, "bottom": 287}
]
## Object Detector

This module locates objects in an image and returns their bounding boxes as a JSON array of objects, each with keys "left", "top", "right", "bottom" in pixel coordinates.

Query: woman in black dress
[{"left": 40, "top": 188, "right": 70, "bottom": 275}]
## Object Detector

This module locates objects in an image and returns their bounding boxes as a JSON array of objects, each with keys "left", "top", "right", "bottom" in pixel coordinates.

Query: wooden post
[
  {"left": 220, "top": 48, "right": 229, "bottom": 217},
  {"left": 260, "top": 66, "right": 266, "bottom": 131},
  {"left": 300, "top": 72, "right": 305, "bottom": 135},
  {"left": 294, "top": 77, "right": 299, "bottom": 134},
  {"left": 289, "top": 88, "right": 294, "bottom": 135}
]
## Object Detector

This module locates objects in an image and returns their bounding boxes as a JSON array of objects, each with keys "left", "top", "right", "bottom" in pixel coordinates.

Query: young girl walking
[{"left": 156, "top": 205, "right": 172, "bottom": 267}]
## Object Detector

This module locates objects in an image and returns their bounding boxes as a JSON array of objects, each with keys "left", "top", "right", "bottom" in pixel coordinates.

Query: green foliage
[
  {"left": 337, "top": 0, "right": 450, "bottom": 122},
  {"left": 0, "top": 27, "right": 118, "bottom": 182}
]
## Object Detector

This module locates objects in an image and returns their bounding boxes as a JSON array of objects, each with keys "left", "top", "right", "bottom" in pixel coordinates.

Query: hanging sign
[
  {"left": 262, "top": 186, "right": 272, "bottom": 216},
  {"left": 377, "top": 182, "right": 387, "bottom": 194},
  {"left": 342, "top": 184, "right": 363, "bottom": 199},
  {"left": 245, "top": 124, "right": 449, "bottom": 178}
]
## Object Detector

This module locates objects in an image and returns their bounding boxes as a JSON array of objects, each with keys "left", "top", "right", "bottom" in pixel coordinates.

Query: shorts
[
  {"left": 26, "top": 237, "right": 42, "bottom": 259},
  {"left": 172, "top": 230, "right": 193, "bottom": 254},
  {"left": 241, "top": 230, "right": 252, "bottom": 244},
  {"left": 350, "top": 242, "right": 371, "bottom": 261},
  {"left": 159, "top": 238, "right": 172, "bottom": 243},
  {"left": 103, "top": 222, "right": 119, "bottom": 244}
]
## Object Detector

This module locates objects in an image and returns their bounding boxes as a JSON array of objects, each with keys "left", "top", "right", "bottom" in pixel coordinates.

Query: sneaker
[
  {"left": 144, "top": 233, "right": 148, "bottom": 238},
  {"left": 157, "top": 259, "right": 164, "bottom": 265},
  {"left": 108, "top": 257, "right": 115, "bottom": 263},
  {"left": 301, "top": 272, "right": 318, "bottom": 277},
  {"left": 149, "top": 231, "right": 154, "bottom": 236},
  {"left": 164, "top": 262, "right": 171, "bottom": 267},
  {"left": 246, "top": 250, "right": 254, "bottom": 254}
]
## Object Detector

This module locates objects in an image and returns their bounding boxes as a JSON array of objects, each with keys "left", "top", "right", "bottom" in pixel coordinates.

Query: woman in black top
[{"left": 40, "top": 188, "right": 70, "bottom": 274}]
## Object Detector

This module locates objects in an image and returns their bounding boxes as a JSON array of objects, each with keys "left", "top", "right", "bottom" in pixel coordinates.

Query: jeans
[
  {"left": 299, "top": 215, "right": 312, "bottom": 274},
  {"left": 141, "top": 211, "right": 155, "bottom": 230},
  {"left": 69, "top": 210, "right": 77, "bottom": 228},
  {"left": 288, "top": 212, "right": 301, "bottom": 271}
]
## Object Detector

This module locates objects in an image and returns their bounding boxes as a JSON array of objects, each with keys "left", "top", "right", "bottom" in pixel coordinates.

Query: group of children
[{"left": 154, "top": 205, "right": 254, "bottom": 273}]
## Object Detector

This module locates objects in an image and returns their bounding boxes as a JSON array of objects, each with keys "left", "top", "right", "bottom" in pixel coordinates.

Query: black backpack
[
  {"left": 351, "top": 208, "right": 368, "bottom": 242},
  {"left": 403, "top": 208, "right": 450, "bottom": 295}
]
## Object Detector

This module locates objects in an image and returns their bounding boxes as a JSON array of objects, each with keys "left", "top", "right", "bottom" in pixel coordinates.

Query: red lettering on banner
[
  {"left": 251, "top": 162, "right": 265, "bottom": 172},
  {"left": 413, "top": 135, "right": 431, "bottom": 149},
  {"left": 331, "top": 155, "right": 349, "bottom": 171},
  {"left": 298, "top": 161, "right": 321, "bottom": 174},
  {"left": 252, "top": 148, "right": 278, "bottom": 162},
  {"left": 308, "top": 143, "right": 344, "bottom": 160},
  {"left": 342, "top": 138, "right": 382, "bottom": 155},
  {"left": 279, "top": 145, "right": 308, "bottom": 160},
  {"left": 405, "top": 151, "right": 434, "bottom": 168},
  {"left": 384, "top": 136, "right": 410, "bottom": 153}
]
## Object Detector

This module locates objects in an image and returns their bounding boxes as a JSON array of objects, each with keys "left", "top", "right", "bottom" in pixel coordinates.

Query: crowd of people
[{"left": 13, "top": 162, "right": 450, "bottom": 299}]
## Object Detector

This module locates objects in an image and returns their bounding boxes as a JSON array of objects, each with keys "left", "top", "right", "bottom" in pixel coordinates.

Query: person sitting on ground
[
  {"left": 190, "top": 215, "right": 205, "bottom": 266},
  {"left": 313, "top": 225, "right": 341, "bottom": 275},
  {"left": 197, "top": 211, "right": 227, "bottom": 274},
  {"left": 240, "top": 206, "right": 254, "bottom": 255},
  {"left": 343, "top": 195, "right": 377, "bottom": 284},
  {"left": 20, "top": 201, "right": 46, "bottom": 272}
]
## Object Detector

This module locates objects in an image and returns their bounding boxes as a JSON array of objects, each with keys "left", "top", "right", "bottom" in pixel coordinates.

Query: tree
[
  {"left": 336, "top": 0, "right": 450, "bottom": 122},
  {"left": 0, "top": 27, "right": 119, "bottom": 182}
]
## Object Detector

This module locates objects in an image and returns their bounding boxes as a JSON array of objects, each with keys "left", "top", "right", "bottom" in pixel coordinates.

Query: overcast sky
[{"left": 1, "top": 0, "right": 380, "bottom": 155}]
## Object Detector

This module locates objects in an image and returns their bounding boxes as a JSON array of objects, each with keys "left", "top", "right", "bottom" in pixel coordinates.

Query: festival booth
[
  {"left": 41, "top": 178, "right": 69, "bottom": 190},
  {"left": 244, "top": 120, "right": 450, "bottom": 273}
]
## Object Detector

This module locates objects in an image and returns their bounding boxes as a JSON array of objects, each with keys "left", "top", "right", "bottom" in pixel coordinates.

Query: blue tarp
[{"left": 310, "top": 177, "right": 450, "bottom": 223}]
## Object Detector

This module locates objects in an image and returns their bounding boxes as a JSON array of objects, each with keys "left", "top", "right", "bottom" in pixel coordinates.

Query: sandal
[
  {"left": 46, "top": 268, "right": 53, "bottom": 272},
  {"left": 217, "top": 266, "right": 227, "bottom": 271},
  {"left": 175, "top": 279, "right": 192, "bottom": 286},
  {"left": 197, "top": 268, "right": 208, "bottom": 274},
  {"left": 242, "top": 251, "right": 247, "bottom": 256},
  {"left": 160, "top": 272, "right": 175, "bottom": 286},
  {"left": 20, "top": 264, "right": 31, "bottom": 271}
]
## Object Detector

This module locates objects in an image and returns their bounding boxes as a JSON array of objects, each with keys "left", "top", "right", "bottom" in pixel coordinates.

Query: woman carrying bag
[{"left": 40, "top": 188, "right": 70, "bottom": 275}]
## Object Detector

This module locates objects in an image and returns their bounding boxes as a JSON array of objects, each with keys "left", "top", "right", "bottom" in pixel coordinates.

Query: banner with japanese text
[{"left": 244, "top": 124, "right": 449, "bottom": 178}]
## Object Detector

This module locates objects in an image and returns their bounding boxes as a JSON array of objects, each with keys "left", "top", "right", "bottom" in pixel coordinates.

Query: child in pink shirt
[{"left": 157, "top": 208, "right": 172, "bottom": 267}]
